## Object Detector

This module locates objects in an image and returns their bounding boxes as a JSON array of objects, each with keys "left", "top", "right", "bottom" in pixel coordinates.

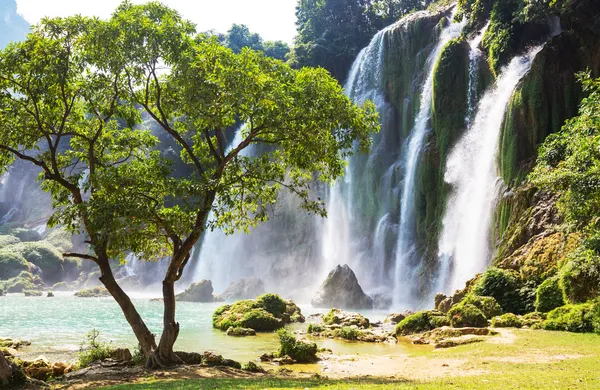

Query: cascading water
[
  {"left": 393, "top": 13, "right": 465, "bottom": 308},
  {"left": 466, "top": 23, "right": 490, "bottom": 124},
  {"left": 437, "top": 45, "right": 544, "bottom": 293}
]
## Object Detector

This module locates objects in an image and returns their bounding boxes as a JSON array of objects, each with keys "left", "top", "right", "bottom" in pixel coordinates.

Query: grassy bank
[{"left": 98, "top": 329, "right": 600, "bottom": 389}]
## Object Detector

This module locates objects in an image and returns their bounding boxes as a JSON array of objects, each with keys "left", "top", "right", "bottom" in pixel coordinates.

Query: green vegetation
[
  {"left": 491, "top": 313, "right": 523, "bottom": 328},
  {"left": 0, "top": 249, "right": 29, "bottom": 280},
  {"left": 462, "top": 295, "right": 503, "bottom": 319},
  {"left": 395, "top": 311, "right": 449, "bottom": 336},
  {"left": 276, "top": 328, "right": 318, "bottom": 363},
  {"left": 78, "top": 329, "right": 113, "bottom": 368},
  {"left": 447, "top": 303, "right": 488, "bottom": 328},
  {"left": 535, "top": 277, "right": 565, "bottom": 312},
  {"left": 542, "top": 302, "right": 600, "bottom": 333},
  {"left": 473, "top": 268, "right": 525, "bottom": 314},
  {"left": 75, "top": 287, "right": 110, "bottom": 298},
  {"left": 307, "top": 324, "right": 324, "bottom": 334},
  {"left": 213, "top": 294, "right": 302, "bottom": 332}
]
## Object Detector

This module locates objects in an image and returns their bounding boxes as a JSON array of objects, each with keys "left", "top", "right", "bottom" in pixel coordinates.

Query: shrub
[
  {"left": 522, "top": 312, "right": 546, "bottom": 327},
  {"left": 535, "top": 277, "right": 565, "bottom": 312},
  {"left": 78, "top": 329, "right": 113, "bottom": 368},
  {"left": 45, "top": 228, "right": 73, "bottom": 252},
  {"left": 447, "top": 303, "right": 488, "bottom": 328},
  {"left": 395, "top": 311, "right": 445, "bottom": 336},
  {"left": 473, "top": 268, "right": 525, "bottom": 314},
  {"left": 559, "top": 248, "right": 600, "bottom": 304},
  {"left": 307, "top": 324, "right": 324, "bottom": 334},
  {"left": 462, "top": 295, "right": 503, "bottom": 318},
  {"left": 131, "top": 344, "right": 146, "bottom": 366},
  {"left": 277, "top": 328, "right": 317, "bottom": 363},
  {"left": 337, "top": 326, "right": 361, "bottom": 340},
  {"left": 0, "top": 249, "right": 29, "bottom": 280},
  {"left": 543, "top": 303, "right": 596, "bottom": 333},
  {"left": 0, "top": 235, "right": 20, "bottom": 247},
  {"left": 256, "top": 293, "right": 287, "bottom": 317},
  {"left": 491, "top": 313, "right": 523, "bottom": 328},
  {"left": 11, "top": 228, "right": 41, "bottom": 242}
]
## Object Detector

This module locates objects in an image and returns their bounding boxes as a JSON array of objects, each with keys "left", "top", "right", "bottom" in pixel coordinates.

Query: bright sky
[{"left": 16, "top": 0, "right": 299, "bottom": 43}]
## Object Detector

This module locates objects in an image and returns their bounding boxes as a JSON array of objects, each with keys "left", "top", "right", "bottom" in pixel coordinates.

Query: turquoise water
[{"left": 0, "top": 293, "right": 413, "bottom": 365}]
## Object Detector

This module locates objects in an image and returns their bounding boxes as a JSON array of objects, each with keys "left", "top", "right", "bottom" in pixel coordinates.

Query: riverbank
[{"left": 39, "top": 328, "right": 599, "bottom": 389}]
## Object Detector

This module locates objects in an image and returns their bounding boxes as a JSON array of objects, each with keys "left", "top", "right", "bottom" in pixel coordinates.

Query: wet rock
[
  {"left": 47, "top": 292, "right": 54, "bottom": 297},
  {"left": 259, "top": 353, "right": 274, "bottom": 362},
  {"left": 23, "top": 290, "right": 42, "bottom": 297},
  {"left": 434, "top": 293, "right": 447, "bottom": 309},
  {"left": 242, "top": 361, "right": 265, "bottom": 372},
  {"left": 322, "top": 308, "right": 370, "bottom": 329},
  {"left": 110, "top": 348, "right": 132, "bottom": 362},
  {"left": 370, "top": 292, "right": 393, "bottom": 310},
  {"left": 384, "top": 313, "right": 406, "bottom": 324},
  {"left": 311, "top": 265, "right": 373, "bottom": 309},
  {"left": 226, "top": 327, "right": 256, "bottom": 337},
  {"left": 176, "top": 280, "right": 215, "bottom": 303},
  {"left": 218, "top": 277, "right": 265, "bottom": 301},
  {"left": 273, "top": 355, "right": 296, "bottom": 365}
]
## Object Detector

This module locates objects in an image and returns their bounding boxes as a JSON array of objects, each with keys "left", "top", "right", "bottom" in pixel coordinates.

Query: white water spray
[
  {"left": 393, "top": 14, "right": 466, "bottom": 308},
  {"left": 438, "top": 46, "right": 543, "bottom": 293}
]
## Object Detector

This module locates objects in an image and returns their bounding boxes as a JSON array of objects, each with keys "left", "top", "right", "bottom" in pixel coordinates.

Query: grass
[{"left": 99, "top": 330, "right": 600, "bottom": 389}]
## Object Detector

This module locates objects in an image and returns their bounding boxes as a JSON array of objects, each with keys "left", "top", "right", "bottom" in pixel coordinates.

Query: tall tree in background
[
  {"left": 225, "top": 24, "right": 290, "bottom": 61},
  {"left": 290, "top": 0, "right": 432, "bottom": 82}
]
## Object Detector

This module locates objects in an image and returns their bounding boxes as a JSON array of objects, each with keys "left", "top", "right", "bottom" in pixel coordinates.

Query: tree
[
  {"left": 0, "top": 16, "right": 159, "bottom": 355},
  {"left": 263, "top": 40, "right": 291, "bottom": 61},
  {"left": 0, "top": 1, "right": 379, "bottom": 368},
  {"left": 225, "top": 23, "right": 263, "bottom": 53}
]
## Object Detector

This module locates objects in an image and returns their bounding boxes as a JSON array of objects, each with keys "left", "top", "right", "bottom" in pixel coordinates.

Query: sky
[{"left": 16, "top": 0, "right": 299, "bottom": 43}]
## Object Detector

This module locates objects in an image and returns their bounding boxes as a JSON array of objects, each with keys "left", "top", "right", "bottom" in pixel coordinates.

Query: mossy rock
[
  {"left": 19, "top": 242, "right": 66, "bottom": 284},
  {"left": 23, "top": 290, "right": 43, "bottom": 297},
  {"left": 491, "top": 313, "right": 523, "bottom": 328},
  {"left": 75, "top": 287, "right": 110, "bottom": 298},
  {"left": 447, "top": 303, "right": 488, "bottom": 328},
  {"left": 10, "top": 228, "right": 41, "bottom": 242},
  {"left": 226, "top": 327, "right": 256, "bottom": 337},
  {"left": 542, "top": 302, "right": 599, "bottom": 333},
  {"left": 0, "top": 272, "right": 36, "bottom": 293},
  {"left": 473, "top": 268, "right": 525, "bottom": 314},
  {"left": 462, "top": 295, "right": 503, "bottom": 319},
  {"left": 535, "top": 277, "right": 565, "bottom": 312},
  {"left": 277, "top": 328, "right": 317, "bottom": 363},
  {"left": 322, "top": 308, "right": 369, "bottom": 329},
  {"left": 0, "top": 249, "right": 29, "bottom": 280},
  {"left": 213, "top": 294, "right": 303, "bottom": 332},
  {"left": 51, "top": 282, "right": 70, "bottom": 292},
  {"left": 395, "top": 310, "right": 449, "bottom": 336},
  {"left": 0, "top": 235, "right": 20, "bottom": 248}
]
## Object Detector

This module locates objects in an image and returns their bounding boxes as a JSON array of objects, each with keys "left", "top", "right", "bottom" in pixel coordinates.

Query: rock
[
  {"left": 438, "top": 297, "right": 454, "bottom": 313},
  {"left": 322, "top": 308, "right": 370, "bottom": 329},
  {"left": 218, "top": 277, "right": 265, "bottom": 301},
  {"left": 23, "top": 290, "right": 42, "bottom": 297},
  {"left": 273, "top": 355, "right": 296, "bottom": 365},
  {"left": 434, "top": 293, "right": 447, "bottom": 309},
  {"left": 242, "top": 361, "right": 265, "bottom": 372},
  {"left": 52, "top": 361, "right": 68, "bottom": 377},
  {"left": 370, "top": 292, "right": 392, "bottom": 310},
  {"left": 311, "top": 265, "right": 373, "bottom": 309},
  {"left": 75, "top": 287, "right": 110, "bottom": 298},
  {"left": 384, "top": 313, "right": 406, "bottom": 324},
  {"left": 201, "top": 352, "right": 241, "bottom": 369},
  {"left": 176, "top": 280, "right": 215, "bottom": 302},
  {"left": 259, "top": 353, "right": 274, "bottom": 362},
  {"left": 64, "top": 363, "right": 76, "bottom": 374},
  {"left": 213, "top": 294, "right": 304, "bottom": 332},
  {"left": 47, "top": 292, "right": 54, "bottom": 297},
  {"left": 434, "top": 337, "right": 485, "bottom": 349},
  {"left": 25, "top": 366, "right": 52, "bottom": 381},
  {"left": 110, "top": 348, "right": 132, "bottom": 362},
  {"left": 175, "top": 352, "right": 202, "bottom": 365},
  {"left": 226, "top": 327, "right": 256, "bottom": 337},
  {"left": 51, "top": 282, "right": 70, "bottom": 291},
  {"left": 0, "top": 338, "right": 31, "bottom": 349},
  {"left": 1, "top": 348, "right": 18, "bottom": 357},
  {"left": 0, "top": 354, "right": 12, "bottom": 386}
]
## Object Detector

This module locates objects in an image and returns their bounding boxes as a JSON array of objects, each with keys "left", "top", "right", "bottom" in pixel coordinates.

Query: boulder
[
  {"left": 176, "top": 280, "right": 215, "bottom": 302},
  {"left": 323, "top": 308, "right": 370, "bottom": 329},
  {"left": 75, "top": 287, "right": 110, "bottom": 298},
  {"left": 434, "top": 293, "right": 447, "bottom": 309},
  {"left": 384, "top": 313, "right": 406, "bottom": 324},
  {"left": 226, "top": 327, "right": 256, "bottom": 337},
  {"left": 242, "top": 361, "right": 265, "bottom": 372},
  {"left": 370, "top": 292, "right": 392, "bottom": 310},
  {"left": 311, "top": 264, "right": 373, "bottom": 309},
  {"left": 110, "top": 348, "right": 132, "bottom": 362},
  {"left": 201, "top": 352, "right": 241, "bottom": 369},
  {"left": 52, "top": 361, "right": 68, "bottom": 377},
  {"left": 218, "top": 277, "right": 265, "bottom": 301},
  {"left": 47, "top": 292, "right": 54, "bottom": 297}
]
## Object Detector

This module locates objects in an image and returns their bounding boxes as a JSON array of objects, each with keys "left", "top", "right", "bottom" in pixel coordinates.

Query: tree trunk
[
  {"left": 97, "top": 256, "right": 157, "bottom": 356},
  {"left": 147, "top": 277, "right": 182, "bottom": 368}
]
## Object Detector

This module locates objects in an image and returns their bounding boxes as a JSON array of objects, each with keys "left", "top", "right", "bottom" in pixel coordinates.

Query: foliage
[
  {"left": 75, "top": 287, "right": 110, "bottom": 298},
  {"left": 0, "top": 235, "right": 19, "bottom": 248},
  {"left": 395, "top": 311, "right": 448, "bottom": 336},
  {"left": 447, "top": 303, "right": 488, "bottom": 328},
  {"left": 337, "top": 326, "right": 361, "bottom": 340},
  {"left": 462, "top": 295, "right": 503, "bottom": 319},
  {"left": 0, "top": 249, "right": 29, "bottom": 280},
  {"left": 535, "top": 277, "right": 565, "bottom": 312},
  {"left": 290, "top": 0, "right": 435, "bottom": 81},
  {"left": 255, "top": 294, "right": 287, "bottom": 317},
  {"left": 19, "top": 242, "right": 65, "bottom": 284},
  {"left": 307, "top": 324, "right": 324, "bottom": 334},
  {"left": 558, "top": 245, "right": 600, "bottom": 304},
  {"left": 78, "top": 329, "right": 114, "bottom": 368},
  {"left": 473, "top": 268, "right": 525, "bottom": 314},
  {"left": 131, "top": 344, "right": 146, "bottom": 366},
  {"left": 491, "top": 313, "right": 523, "bottom": 328},
  {"left": 542, "top": 302, "right": 599, "bottom": 333},
  {"left": 213, "top": 294, "right": 302, "bottom": 331},
  {"left": 277, "top": 328, "right": 318, "bottom": 363},
  {"left": 225, "top": 24, "right": 264, "bottom": 53}
]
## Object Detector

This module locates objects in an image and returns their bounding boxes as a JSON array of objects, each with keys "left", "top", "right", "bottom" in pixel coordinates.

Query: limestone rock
[
  {"left": 384, "top": 313, "right": 406, "bottom": 324},
  {"left": 52, "top": 361, "right": 68, "bottom": 377},
  {"left": 311, "top": 264, "right": 373, "bottom": 309},
  {"left": 226, "top": 327, "right": 256, "bottom": 337},
  {"left": 47, "top": 292, "right": 54, "bottom": 297},
  {"left": 218, "top": 277, "right": 265, "bottom": 301},
  {"left": 175, "top": 280, "right": 215, "bottom": 302},
  {"left": 273, "top": 355, "right": 296, "bottom": 365},
  {"left": 323, "top": 308, "right": 370, "bottom": 329}
]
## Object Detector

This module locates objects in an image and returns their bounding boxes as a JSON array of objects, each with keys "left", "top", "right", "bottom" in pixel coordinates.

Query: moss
[
  {"left": 473, "top": 268, "right": 525, "bottom": 314},
  {"left": 395, "top": 310, "right": 447, "bottom": 336},
  {"left": 559, "top": 247, "right": 600, "bottom": 304},
  {"left": 535, "top": 277, "right": 565, "bottom": 312},
  {"left": 491, "top": 313, "right": 524, "bottom": 328},
  {"left": 462, "top": 295, "right": 503, "bottom": 319},
  {"left": 307, "top": 324, "right": 324, "bottom": 334},
  {"left": 447, "top": 303, "right": 488, "bottom": 328},
  {"left": 542, "top": 302, "right": 598, "bottom": 333},
  {"left": 10, "top": 228, "right": 41, "bottom": 242},
  {"left": 0, "top": 235, "right": 20, "bottom": 247},
  {"left": 336, "top": 327, "right": 361, "bottom": 341},
  {"left": 20, "top": 242, "right": 65, "bottom": 284},
  {"left": 213, "top": 294, "right": 303, "bottom": 332},
  {"left": 75, "top": 287, "right": 110, "bottom": 298},
  {"left": 0, "top": 248, "right": 29, "bottom": 280},
  {"left": 277, "top": 328, "right": 317, "bottom": 363},
  {"left": 322, "top": 308, "right": 370, "bottom": 328}
]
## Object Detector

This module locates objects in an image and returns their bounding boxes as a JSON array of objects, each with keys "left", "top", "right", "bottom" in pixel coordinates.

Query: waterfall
[
  {"left": 466, "top": 23, "right": 489, "bottom": 124},
  {"left": 437, "top": 45, "right": 543, "bottom": 294},
  {"left": 393, "top": 14, "right": 465, "bottom": 308}
]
